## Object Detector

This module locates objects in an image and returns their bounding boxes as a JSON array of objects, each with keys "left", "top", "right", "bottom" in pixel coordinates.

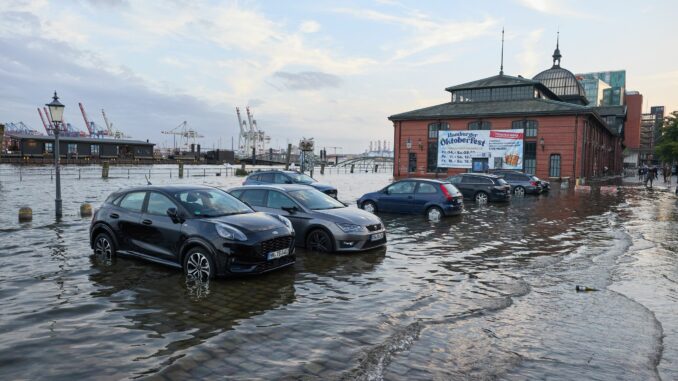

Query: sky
[{"left": 1, "top": 0, "right": 677, "bottom": 154}]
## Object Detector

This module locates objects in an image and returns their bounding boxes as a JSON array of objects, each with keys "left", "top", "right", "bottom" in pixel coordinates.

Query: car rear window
[
  {"left": 416, "top": 182, "right": 438, "bottom": 194},
  {"left": 497, "top": 178, "right": 509, "bottom": 185},
  {"left": 443, "top": 183, "right": 462, "bottom": 196}
]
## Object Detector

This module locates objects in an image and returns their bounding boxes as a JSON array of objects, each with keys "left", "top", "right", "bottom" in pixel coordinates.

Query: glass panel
[
  {"left": 266, "top": 191, "right": 297, "bottom": 209},
  {"left": 388, "top": 181, "right": 416, "bottom": 194},
  {"left": 174, "top": 189, "right": 252, "bottom": 217},
  {"left": 146, "top": 192, "right": 176, "bottom": 215},
  {"left": 239, "top": 189, "right": 267, "bottom": 207},
  {"left": 288, "top": 189, "right": 344, "bottom": 210},
  {"left": 119, "top": 192, "right": 146, "bottom": 212},
  {"left": 549, "top": 154, "right": 561, "bottom": 177},
  {"left": 416, "top": 182, "right": 438, "bottom": 194}
]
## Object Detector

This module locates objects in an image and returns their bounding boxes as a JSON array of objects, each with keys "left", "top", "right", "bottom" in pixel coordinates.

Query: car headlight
[
  {"left": 215, "top": 224, "right": 247, "bottom": 241},
  {"left": 336, "top": 223, "right": 364, "bottom": 233},
  {"left": 275, "top": 214, "right": 293, "bottom": 230}
]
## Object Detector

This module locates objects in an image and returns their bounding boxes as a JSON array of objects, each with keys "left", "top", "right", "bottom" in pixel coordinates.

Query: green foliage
[
  {"left": 235, "top": 168, "right": 249, "bottom": 176},
  {"left": 656, "top": 111, "right": 678, "bottom": 162}
]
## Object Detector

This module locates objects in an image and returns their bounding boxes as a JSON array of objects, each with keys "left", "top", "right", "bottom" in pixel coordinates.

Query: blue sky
[{"left": 1, "top": 0, "right": 676, "bottom": 153}]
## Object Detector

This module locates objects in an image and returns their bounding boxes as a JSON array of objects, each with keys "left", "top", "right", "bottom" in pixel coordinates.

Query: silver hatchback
[{"left": 228, "top": 184, "right": 387, "bottom": 253}]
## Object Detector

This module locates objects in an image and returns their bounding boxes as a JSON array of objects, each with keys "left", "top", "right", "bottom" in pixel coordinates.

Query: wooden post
[
  {"left": 178, "top": 162, "right": 184, "bottom": 178},
  {"left": 102, "top": 161, "right": 109, "bottom": 179},
  {"left": 320, "top": 163, "right": 325, "bottom": 175},
  {"left": 285, "top": 143, "right": 292, "bottom": 170},
  {"left": 350, "top": 164, "right": 355, "bottom": 173}
]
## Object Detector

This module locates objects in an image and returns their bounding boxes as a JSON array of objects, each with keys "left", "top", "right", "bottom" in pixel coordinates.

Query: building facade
[
  {"left": 3, "top": 133, "right": 155, "bottom": 160},
  {"left": 576, "top": 70, "right": 626, "bottom": 106},
  {"left": 389, "top": 45, "right": 624, "bottom": 181}
]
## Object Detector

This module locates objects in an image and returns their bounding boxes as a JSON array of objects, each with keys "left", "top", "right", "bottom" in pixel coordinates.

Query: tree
[{"left": 655, "top": 111, "right": 678, "bottom": 163}]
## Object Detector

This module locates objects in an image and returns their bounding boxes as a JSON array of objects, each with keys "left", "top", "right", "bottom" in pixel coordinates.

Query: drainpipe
[{"left": 573, "top": 114, "right": 578, "bottom": 181}]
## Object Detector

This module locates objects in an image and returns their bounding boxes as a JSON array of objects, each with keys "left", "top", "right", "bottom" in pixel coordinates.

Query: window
[
  {"left": 427, "top": 141, "right": 439, "bottom": 173},
  {"left": 468, "top": 121, "right": 491, "bottom": 130},
  {"left": 44, "top": 143, "right": 53, "bottom": 153},
  {"left": 416, "top": 182, "right": 438, "bottom": 194},
  {"left": 229, "top": 190, "right": 243, "bottom": 198},
  {"left": 68, "top": 144, "right": 77, "bottom": 154},
  {"left": 267, "top": 191, "right": 297, "bottom": 209},
  {"left": 240, "top": 189, "right": 267, "bottom": 207},
  {"left": 449, "top": 176, "right": 461, "bottom": 184},
  {"left": 289, "top": 189, "right": 343, "bottom": 210},
  {"left": 524, "top": 159, "right": 536, "bottom": 175},
  {"left": 524, "top": 141, "right": 537, "bottom": 174},
  {"left": 461, "top": 176, "right": 477, "bottom": 184},
  {"left": 428, "top": 122, "right": 449, "bottom": 139},
  {"left": 549, "top": 154, "right": 561, "bottom": 177},
  {"left": 512, "top": 120, "right": 538, "bottom": 137},
  {"left": 91, "top": 144, "right": 100, "bottom": 155},
  {"left": 173, "top": 189, "right": 251, "bottom": 216},
  {"left": 274, "top": 173, "right": 290, "bottom": 184},
  {"left": 387, "top": 181, "right": 416, "bottom": 194},
  {"left": 146, "top": 192, "right": 176, "bottom": 215},
  {"left": 260, "top": 173, "right": 274, "bottom": 183},
  {"left": 119, "top": 192, "right": 147, "bottom": 212}
]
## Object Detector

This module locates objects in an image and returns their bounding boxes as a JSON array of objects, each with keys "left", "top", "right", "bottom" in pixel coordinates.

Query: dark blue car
[
  {"left": 357, "top": 179, "right": 463, "bottom": 220},
  {"left": 243, "top": 170, "right": 338, "bottom": 198}
]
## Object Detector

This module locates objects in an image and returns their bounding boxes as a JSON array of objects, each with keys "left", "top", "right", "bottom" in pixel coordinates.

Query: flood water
[{"left": 0, "top": 164, "right": 677, "bottom": 380}]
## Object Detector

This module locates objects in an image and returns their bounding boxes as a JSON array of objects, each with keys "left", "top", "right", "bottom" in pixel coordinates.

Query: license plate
[
  {"left": 370, "top": 232, "right": 385, "bottom": 241},
  {"left": 267, "top": 248, "right": 289, "bottom": 260}
]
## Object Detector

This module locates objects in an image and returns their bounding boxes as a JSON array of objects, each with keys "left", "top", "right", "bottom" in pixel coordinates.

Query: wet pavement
[{"left": 0, "top": 165, "right": 677, "bottom": 380}]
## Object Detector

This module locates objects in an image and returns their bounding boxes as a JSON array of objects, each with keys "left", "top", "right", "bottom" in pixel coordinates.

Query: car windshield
[
  {"left": 288, "top": 189, "right": 344, "bottom": 210},
  {"left": 287, "top": 173, "right": 315, "bottom": 184},
  {"left": 173, "top": 188, "right": 252, "bottom": 217}
]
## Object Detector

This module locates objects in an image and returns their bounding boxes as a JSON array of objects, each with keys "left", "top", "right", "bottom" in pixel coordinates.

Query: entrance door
[
  {"left": 472, "top": 158, "right": 488, "bottom": 173},
  {"left": 408, "top": 153, "right": 417, "bottom": 173}
]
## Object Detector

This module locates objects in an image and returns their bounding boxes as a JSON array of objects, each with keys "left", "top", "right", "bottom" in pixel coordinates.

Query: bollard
[
  {"left": 320, "top": 164, "right": 325, "bottom": 175},
  {"left": 374, "top": 164, "right": 379, "bottom": 173},
  {"left": 102, "top": 161, "right": 110, "bottom": 179},
  {"left": 18, "top": 207, "right": 32, "bottom": 222},
  {"left": 178, "top": 162, "right": 184, "bottom": 178},
  {"left": 79, "top": 169, "right": 81, "bottom": 180},
  {"left": 350, "top": 164, "right": 355, "bottom": 174},
  {"left": 80, "top": 203, "right": 93, "bottom": 217}
]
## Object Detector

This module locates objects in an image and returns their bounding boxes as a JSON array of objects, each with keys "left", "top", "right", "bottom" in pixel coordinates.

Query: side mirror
[
  {"left": 285, "top": 179, "right": 293, "bottom": 184},
  {"left": 281, "top": 206, "right": 298, "bottom": 214},
  {"left": 383, "top": 188, "right": 390, "bottom": 195},
  {"left": 166, "top": 207, "right": 182, "bottom": 223}
]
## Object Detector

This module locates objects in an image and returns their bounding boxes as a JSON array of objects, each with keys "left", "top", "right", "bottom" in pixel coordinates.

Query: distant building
[
  {"left": 623, "top": 91, "right": 643, "bottom": 166},
  {"left": 638, "top": 106, "right": 665, "bottom": 165},
  {"left": 389, "top": 41, "right": 624, "bottom": 181},
  {"left": 2, "top": 133, "right": 155, "bottom": 160},
  {"left": 576, "top": 70, "right": 626, "bottom": 106}
]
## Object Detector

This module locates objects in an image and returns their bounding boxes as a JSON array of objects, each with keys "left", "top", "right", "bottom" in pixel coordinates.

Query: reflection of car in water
[
  {"left": 89, "top": 185, "right": 295, "bottom": 280},
  {"left": 87, "top": 256, "right": 297, "bottom": 375},
  {"left": 357, "top": 179, "right": 464, "bottom": 220},
  {"left": 229, "top": 185, "right": 386, "bottom": 253}
]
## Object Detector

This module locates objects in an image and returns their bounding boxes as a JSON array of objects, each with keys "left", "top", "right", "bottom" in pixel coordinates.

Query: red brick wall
[
  {"left": 624, "top": 93, "right": 643, "bottom": 149},
  {"left": 393, "top": 114, "right": 621, "bottom": 180}
]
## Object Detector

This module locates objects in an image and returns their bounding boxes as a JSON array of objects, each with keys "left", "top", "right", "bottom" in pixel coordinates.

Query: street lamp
[
  {"left": 539, "top": 137, "right": 545, "bottom": 151},
  {"left": 406, "top": 138, "right": 412, "bottom": 177},
  {"left": 46, "top": 91, "right": 65, "bottom": 218}
]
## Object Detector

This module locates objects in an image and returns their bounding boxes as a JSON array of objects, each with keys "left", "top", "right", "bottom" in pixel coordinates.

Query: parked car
[
  {"left": 89, "top": 185, "right": 295, "bottom": 280},
  {"left": 243, "top": 170, "right": 338, "bottom": 198},
  {"left": 530, "top": 175, "right": 550, "bottom": 192},
  {"left": 229, "top": 184, "right": 386, "bottom": 252},
  {"left": 487, "top": 169, "right": 542, "bottom": 196},
  {"left": 356, "top": 179, "right": 464, "bottom": 220},
  {"left": 446, "top": 173, "right": 511, "bottom": 203}
]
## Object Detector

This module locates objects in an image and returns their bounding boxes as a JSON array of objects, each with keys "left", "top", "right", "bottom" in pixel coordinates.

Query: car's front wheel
[
  {"left": 306, "top": 229, "right": 334, "bottom": 253},
  {"left": 361, "top": 201, "right": 377, "bottom": 214},
  {"left": 93, "top": 232, "right": 116, "bottom": 259},
  {"left": 183, "top": 247, "right": 215, "bottom": 281}
]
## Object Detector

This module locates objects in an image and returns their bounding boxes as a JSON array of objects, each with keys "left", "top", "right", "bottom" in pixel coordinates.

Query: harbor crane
[
  {"left": 37, "top": 108, "right": 53, "bottom": 135},
  {"left": 235, "top": 106, "right": 270, "bottom": 158},
  {"left": 162, "top": 121, "right": 204, "bottom": 152}
]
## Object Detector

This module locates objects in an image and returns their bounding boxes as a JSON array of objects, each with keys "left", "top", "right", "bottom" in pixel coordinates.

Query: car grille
[
  {"left": 254, "top": 255, "right": 295, "bottom": 273},
  {"left": 366, "top": 223, "right": 382, "bottom": 232},
  {"left": 261, "top": 236, "right": 293, "bottom": 254}
]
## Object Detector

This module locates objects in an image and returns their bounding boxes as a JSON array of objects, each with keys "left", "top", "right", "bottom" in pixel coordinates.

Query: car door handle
[
  {"left": 110, "top": 213, "right": 119, "bottom": 219},
  {"left": 142, "top": 219, "right": 153, "bottom": 225}
]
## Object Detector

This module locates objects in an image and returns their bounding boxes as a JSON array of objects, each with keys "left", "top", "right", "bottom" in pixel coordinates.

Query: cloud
[
  {"left": 334, "top": 8, "right": 496, "bottom": 61},
  {"left": 517, "top": 29, "right": 544, "bottom": 76},
  {"left": 299, "top": 20, "right": 320, "bottom": 33},
  {"left": 515, "top": 0, "right": 581, "bottom": 16},
  {"left": 271, "top": 71, "right": 342, "bottom": 90}
]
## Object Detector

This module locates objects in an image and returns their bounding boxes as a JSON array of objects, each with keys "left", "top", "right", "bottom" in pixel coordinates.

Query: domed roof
[{"left": 532, "top": 37, "right": 589, "bottom": 105}]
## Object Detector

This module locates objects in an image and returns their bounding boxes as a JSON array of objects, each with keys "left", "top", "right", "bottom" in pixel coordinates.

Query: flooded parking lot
[{"left": 1, "top": 165, "right": 677, "bottom": 380}]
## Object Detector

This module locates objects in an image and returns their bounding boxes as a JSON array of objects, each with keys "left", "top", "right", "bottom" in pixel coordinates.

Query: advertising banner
[{"left": 438, "top": 129, "right": 524, "bottom": 170}]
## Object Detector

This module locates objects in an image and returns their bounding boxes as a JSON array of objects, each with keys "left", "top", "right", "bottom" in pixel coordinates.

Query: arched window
[
  {"left": 511, "top": 120, "right": 538, "bottom": 137},
  {"left": 468, "top": 121, "right": 491, "bottom": 130},
  {"left": 428, "top": 122, "right": 449, "bottom": 139},
  {"left": 549, "top": 154, "right": 561, "bottom": 177}
]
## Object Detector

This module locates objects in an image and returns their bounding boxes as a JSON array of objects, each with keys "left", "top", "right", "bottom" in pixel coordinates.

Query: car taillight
[
  {"left": 530, "top": 181, "right": 537, "bottom": 186},
  {"left": 440, "top": 184, "right": 453, "bottom": 201}
]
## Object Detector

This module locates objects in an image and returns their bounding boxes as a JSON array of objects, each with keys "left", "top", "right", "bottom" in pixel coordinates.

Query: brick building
[{"left": 389, "top": 43, "right": 625, "bottom": 182}]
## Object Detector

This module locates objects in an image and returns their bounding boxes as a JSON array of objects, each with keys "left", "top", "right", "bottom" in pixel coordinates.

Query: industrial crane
[
  {"left": 161, "top": 121, "right": 204, "bottom": 152},
  {"left": 235, "top": 106, "right": 270, "bottom": 158},
  {"left": 37, "top": 108, "right": 53, "bottom": 135}
]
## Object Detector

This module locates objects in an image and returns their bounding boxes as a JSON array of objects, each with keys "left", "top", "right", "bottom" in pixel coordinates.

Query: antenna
[{"left": 499, "top": 27, "right": 505, "bottom": 75}]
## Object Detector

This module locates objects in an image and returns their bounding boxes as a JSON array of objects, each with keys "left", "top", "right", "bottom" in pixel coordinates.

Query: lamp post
[
  {"left": 46, "top": 91, "right": 65, "bottom": 218},
  {"left": 406, "top": 138, "right": 412, "bottom": 177}
]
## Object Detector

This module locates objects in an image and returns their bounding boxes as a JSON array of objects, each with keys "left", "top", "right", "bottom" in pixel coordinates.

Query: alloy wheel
[
  {"left": 514, "top": 186, "right": 525, "bottom": 197},
  {"left": 363, "top": 202, "right": 376, "bottom": 214},
  {"left": 186, "top": 252, "right": 211, "bottom": 281},
  {"left": 308, "top": 230, "right": 332, "bottom": 252},
  {"left": 95, "top": 236, "right": 112, "bottom": 258},
  {"left": 427, "top": 207, "right": 442, "bottom": 221},
  {"left": 475, "top": 192, "right": 489, "bottom": 204}
]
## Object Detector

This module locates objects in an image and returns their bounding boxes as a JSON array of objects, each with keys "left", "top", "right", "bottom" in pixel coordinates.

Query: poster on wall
[{"left": 437, "top": 129, "right": 524, "bottom": 170}]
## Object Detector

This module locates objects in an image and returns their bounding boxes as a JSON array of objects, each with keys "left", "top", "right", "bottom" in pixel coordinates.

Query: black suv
[
  {"left": 243, "top": 170, "right": 338, "bottom": 198},
  {"left": 89, "top": 185, "right": 295, "bottom": 280},
  {"left": 446, "top": 173, "right": 511, "bottom": 203},
  {"left": 487, "top": 169, "right": 542, "bottom": 196}
]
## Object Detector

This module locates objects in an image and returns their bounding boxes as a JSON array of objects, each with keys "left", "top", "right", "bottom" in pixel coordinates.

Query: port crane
[
  {"left": 162, "top": 121, "right": 204, "bottom": 152},
  {"left": 236, "top": 106, "right": 270, "bottom": 157}
]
